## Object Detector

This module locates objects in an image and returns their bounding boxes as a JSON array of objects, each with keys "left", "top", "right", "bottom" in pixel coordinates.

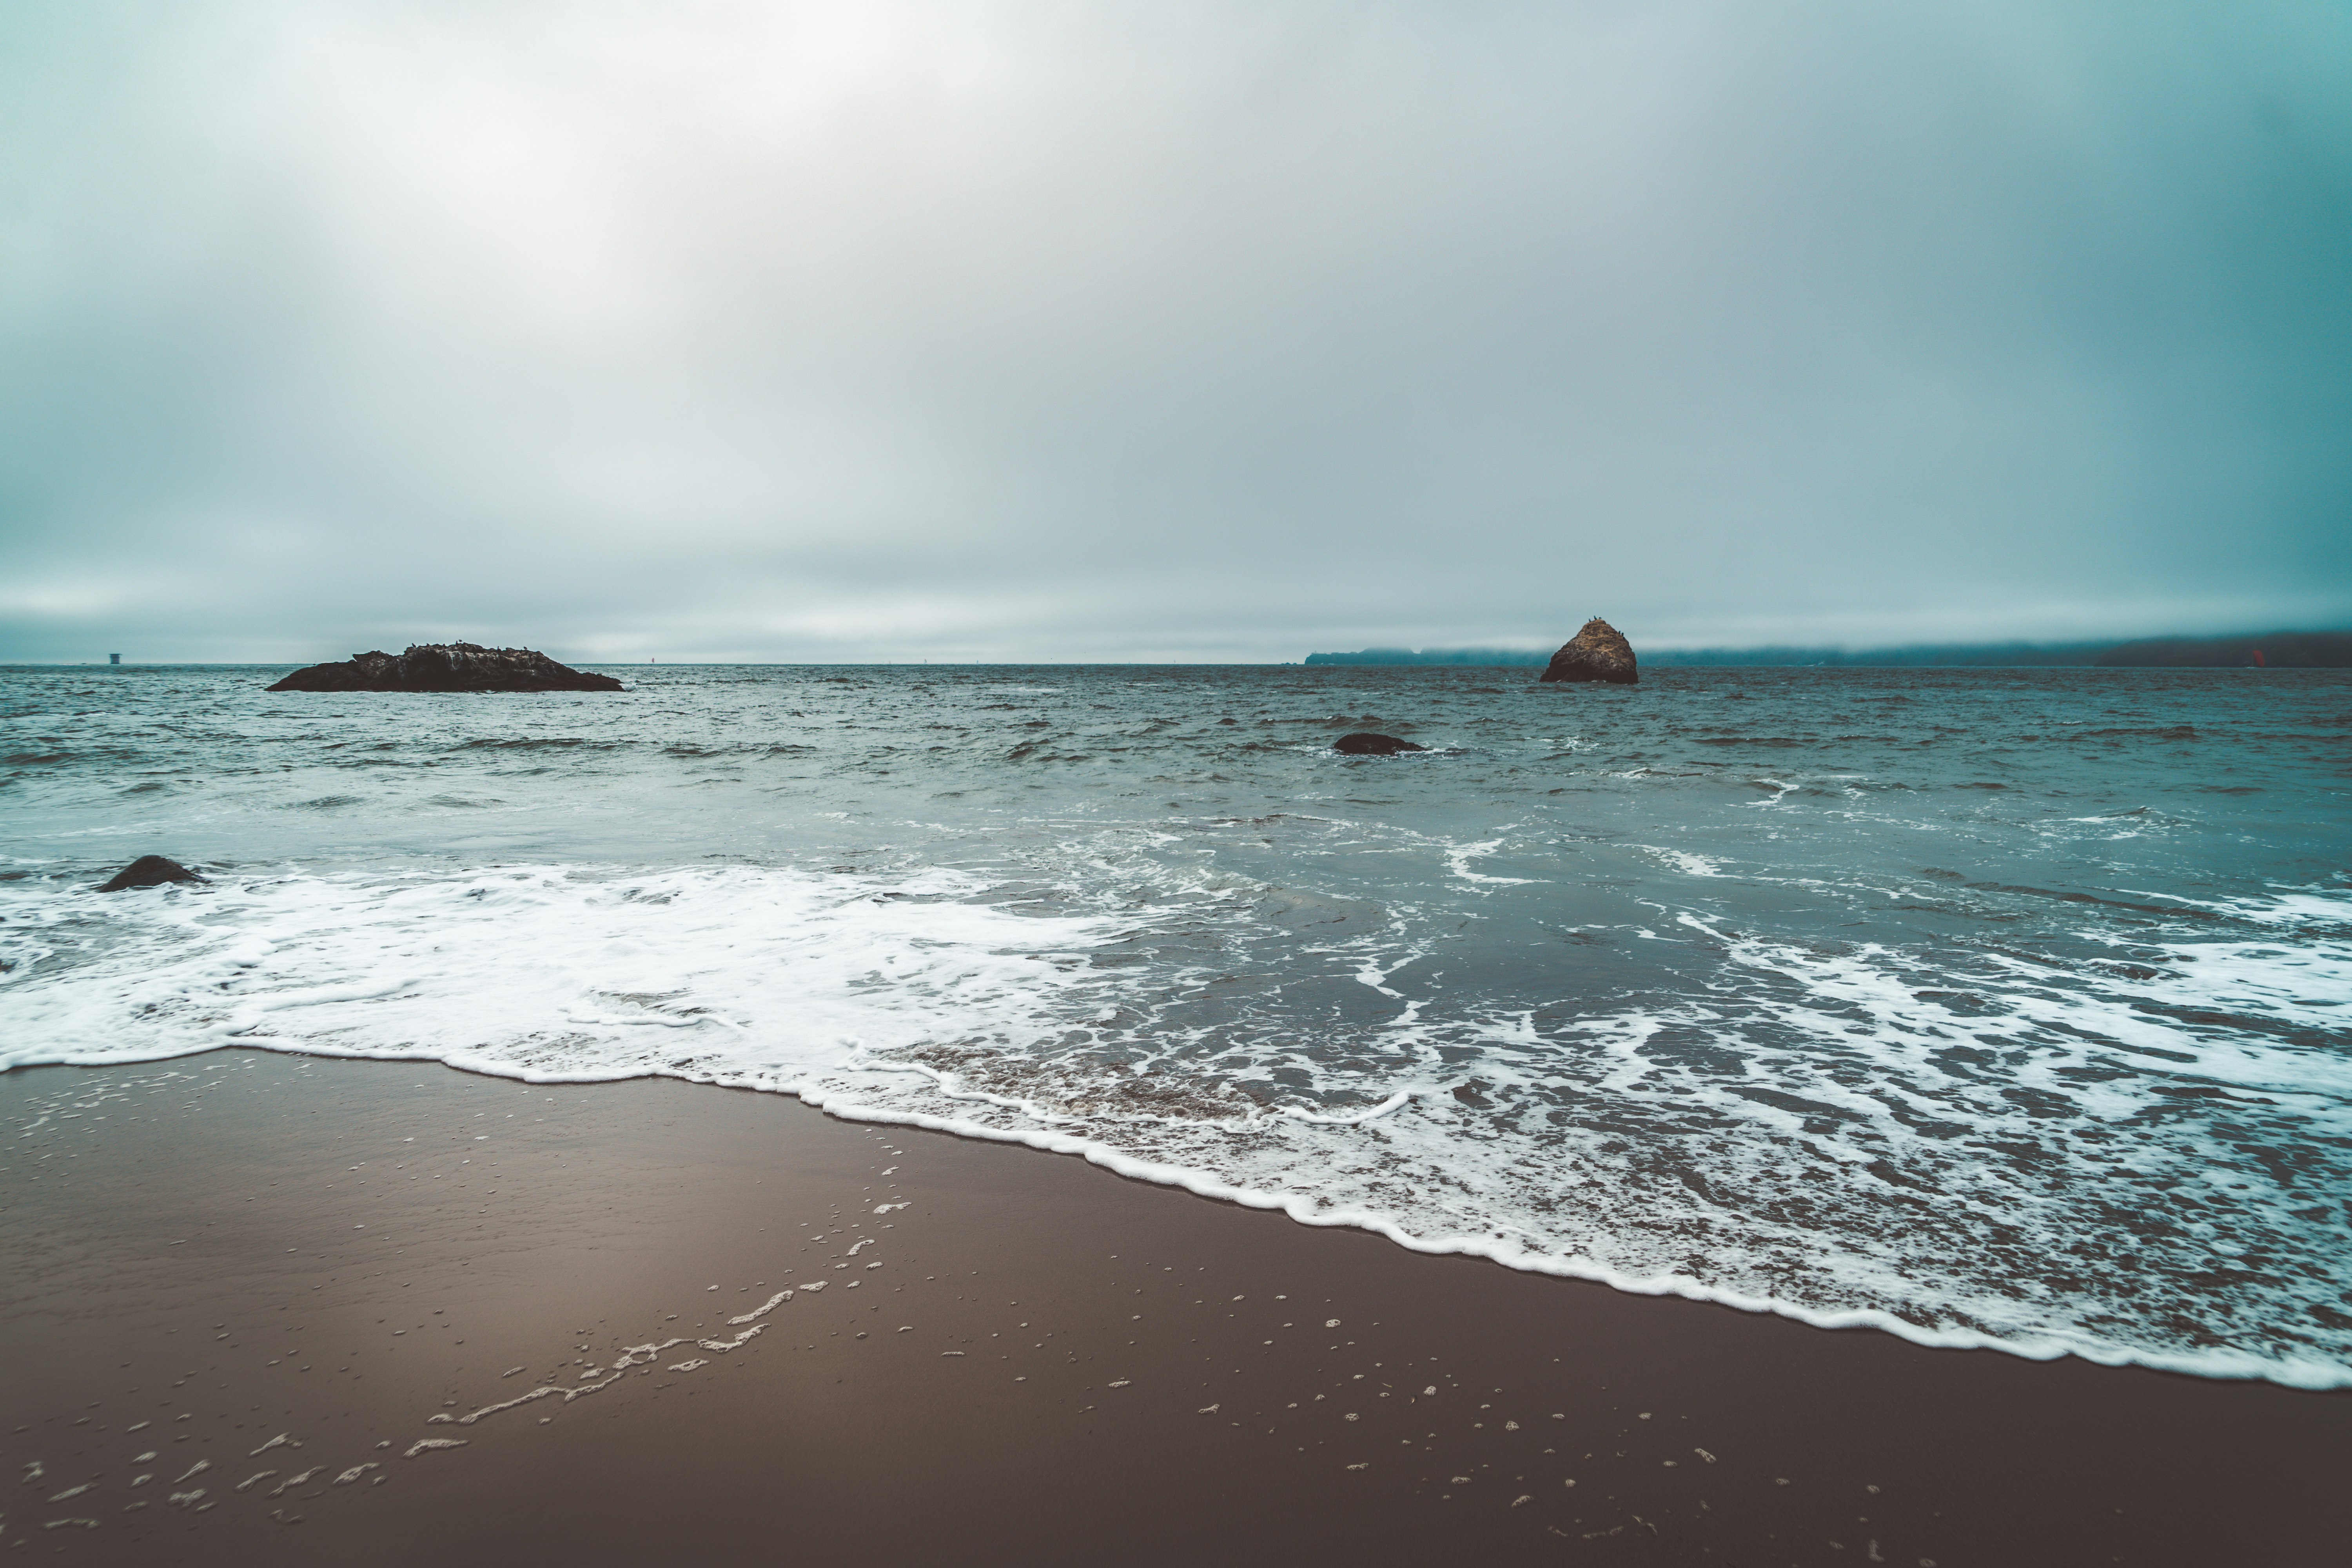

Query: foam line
[
  {"left": 4, "top": 863, "right": 2346, "bottom": 1390},
  {"left": 729, "top": 1290, "right": 793, "bottom": 1325},
  {"left": 453, "top": 1375, "right": 615, "bottom": 1427},
  {"left": 782, "top": 1086, "right": 2352, "bottom": 1390}
]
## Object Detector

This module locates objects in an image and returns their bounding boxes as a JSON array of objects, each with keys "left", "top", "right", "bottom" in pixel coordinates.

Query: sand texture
[{"left": 5, "top": 1054, "right": 2348, "bottom": 1565}]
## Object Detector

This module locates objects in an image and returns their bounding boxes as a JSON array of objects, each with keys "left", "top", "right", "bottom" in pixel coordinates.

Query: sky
[{"left": 2, "top": 0, "right": 2347, "bottom": 664}]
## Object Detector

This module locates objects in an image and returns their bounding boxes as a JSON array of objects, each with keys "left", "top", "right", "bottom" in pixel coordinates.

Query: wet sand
[{"left": 5, "top": 1053, "right": 2347, "bottom": 1566}]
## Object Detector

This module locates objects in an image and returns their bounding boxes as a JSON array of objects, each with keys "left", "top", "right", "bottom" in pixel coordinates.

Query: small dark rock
[
  {"left": 269, "top": 643, "right": 623, "bottom": 693},
  {"left": 1539, "top": 618, "right": 1638, "bottom": 684},
  {"left": 100, "top": 856, "right": 205, "bottom": 892},
  {"left": 1334, "top": 732, "right": 1426, "bottom": 755}
]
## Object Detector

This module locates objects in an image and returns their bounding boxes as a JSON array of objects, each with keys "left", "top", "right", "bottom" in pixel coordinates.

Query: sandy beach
[
  {"left": 11, "top": 0, "right": 2350, "bottom": 1556},
  {"left": 4, "top": 1052, "right": 2346, "bottom": 1566}
]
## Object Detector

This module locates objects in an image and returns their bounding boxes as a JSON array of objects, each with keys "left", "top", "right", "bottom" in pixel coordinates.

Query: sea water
[{"left": 3, "top": 662, "right": 2347, "bottom": 1387}]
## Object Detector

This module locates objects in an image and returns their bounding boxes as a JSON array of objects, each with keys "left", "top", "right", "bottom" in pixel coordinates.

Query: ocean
[{"left": 4, "top": 662, "right": 2347, "bottom": 1388}]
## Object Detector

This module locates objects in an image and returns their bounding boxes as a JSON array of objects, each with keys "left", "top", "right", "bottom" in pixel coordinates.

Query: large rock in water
[
  {"left": 100, "top": 855, "right": 205, "bottom": 891},
  {"left": 267, "top": 643, "right": 623, "bottom": 693},
  {"left": 1538, "top": 619, "right": 1638, "bottom": 684},
  {"left": 1334, "top": 732, "right": 1426, "bottom": 755}
]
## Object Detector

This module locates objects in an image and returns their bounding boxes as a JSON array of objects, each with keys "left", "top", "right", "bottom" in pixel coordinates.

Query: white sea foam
[
  {"left": 0, "top": 864, "right": 1118, "bottom": 1078},
  {"left": 729, "top": 1290, "right": 793, "bottom": 1325},
  {"left": 1639, "top": 847, "right": 1727, "bottom": 878},
  {"left": 3, "top": 864, "right": 2347, "bottom": 1388},
  {"left": 1443, "top": 838, "right": 1541, "bottom": 886}
]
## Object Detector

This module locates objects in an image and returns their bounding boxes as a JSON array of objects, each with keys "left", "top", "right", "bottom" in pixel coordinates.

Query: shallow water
[{"left": 5, "top": 662, "right": 2348, "bottom": 1386}]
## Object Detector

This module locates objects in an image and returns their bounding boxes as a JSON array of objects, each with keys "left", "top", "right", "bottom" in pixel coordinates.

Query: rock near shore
[
  {"left": 1334, "top": 732, "right": 1426, "bottom": 755},
  {"left": 268, "top": 643, "right": 623, "bottom": 693},
  {"left": 1538, "top": 619, "right": 1638, "bottom": 684},
  {"left": 100, "top": 855, "right": 205, "bottom": 892}
]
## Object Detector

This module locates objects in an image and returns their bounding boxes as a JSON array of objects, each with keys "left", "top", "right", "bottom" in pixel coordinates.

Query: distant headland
[{"left": 1305, "top": 630, "right": 2352, "bottom": 669}]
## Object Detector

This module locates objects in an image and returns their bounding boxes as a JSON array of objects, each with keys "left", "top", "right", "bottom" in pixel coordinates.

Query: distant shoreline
[
  {"left": 7, "top": 628, "right": 2351, "bottom": 669},
  {"left": 1306, "top": 629, "right": 2352, "bottom": 668}
]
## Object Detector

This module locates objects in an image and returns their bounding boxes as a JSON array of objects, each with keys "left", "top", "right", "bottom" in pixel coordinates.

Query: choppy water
[{"left": 4, "top": 662, "right": 2348, "bottom": 1386}]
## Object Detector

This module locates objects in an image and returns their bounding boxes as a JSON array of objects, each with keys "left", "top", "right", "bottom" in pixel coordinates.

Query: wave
[{"left": 2, "top": 864, "right": 2347, "bottom": 1391}]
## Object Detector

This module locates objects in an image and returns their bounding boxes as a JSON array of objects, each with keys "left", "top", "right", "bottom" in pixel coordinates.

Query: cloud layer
[{"left": 4, "top": 0, "right": 2347, "bottom": 661}]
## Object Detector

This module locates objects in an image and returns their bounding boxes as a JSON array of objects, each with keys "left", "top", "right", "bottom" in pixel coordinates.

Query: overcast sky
[{"left": 3, "top": 0, "right": 2346, "bottom": 663}]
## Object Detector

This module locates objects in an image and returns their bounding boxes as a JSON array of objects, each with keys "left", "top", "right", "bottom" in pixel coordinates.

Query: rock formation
[
  {"left": 1334, "top": 732, "right": 1426, "bottom": 755},
  {"left": 100, "top": 855, "right": 205, "bottom": 892},
  {"left": 1538, "top": 619, "right": 1638, "bottom": 684},
  {"left": 268, "top": 644, "right": 623, "bottom": 693}
]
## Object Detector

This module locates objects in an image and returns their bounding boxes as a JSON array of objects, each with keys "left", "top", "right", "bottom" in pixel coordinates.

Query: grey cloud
[{"left": 2, "top": 0, "right": 2347, "bottom": 662}]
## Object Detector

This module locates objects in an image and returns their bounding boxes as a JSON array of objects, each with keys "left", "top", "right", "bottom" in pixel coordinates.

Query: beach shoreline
[{"left": 5, "top": 1052, "right": 2347, "bottom": 1566}]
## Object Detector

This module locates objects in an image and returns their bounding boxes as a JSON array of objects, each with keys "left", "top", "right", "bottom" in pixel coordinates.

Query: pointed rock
[{"left": 1538, "top": 619, "right": 1637, "bottom": 684}]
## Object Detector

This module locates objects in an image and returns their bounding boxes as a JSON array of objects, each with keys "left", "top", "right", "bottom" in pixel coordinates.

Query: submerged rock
[
  {"left": 100, "top": 855, "right": 205, "bottom": 892},
  {"left": 1334, "top": 732, "right": 1426, "bottom": 755},
  {"left": 268, "top": 643, "right": 623, "bottom": 693},
  {"left": 1538, "top": 619, "right": 1638, "bottom": 684}
]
